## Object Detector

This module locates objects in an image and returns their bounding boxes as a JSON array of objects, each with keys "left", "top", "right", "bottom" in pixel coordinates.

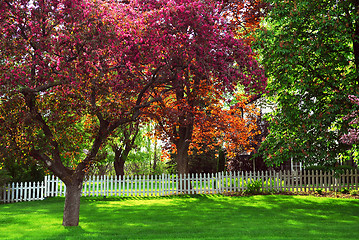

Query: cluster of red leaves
[{"left": 220, "top": 0, "right": 270, "bottom": 44}]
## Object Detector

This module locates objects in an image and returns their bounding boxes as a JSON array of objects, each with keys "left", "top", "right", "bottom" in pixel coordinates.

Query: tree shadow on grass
[
  {"left": 2, "top": 195, "right": 359, "bottom": 239},
  {"left": 44, "top": 226, "right": 89, "bottom": 240},
  {"left": 71, "top": 194, "right": 359, "bottom": 239}
]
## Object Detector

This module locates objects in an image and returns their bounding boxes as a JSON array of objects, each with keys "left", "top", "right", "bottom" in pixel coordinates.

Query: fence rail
[{"left": 2, "top": 170, "right": 359, "bottom": 203}]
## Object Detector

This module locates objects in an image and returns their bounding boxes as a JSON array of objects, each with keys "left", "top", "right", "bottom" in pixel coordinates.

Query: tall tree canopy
[
  {"left": 255, "top": 0, "right": 359, "bottom": 166},
  {"left": 136, "top": 0, "right": 267, "bottom": 175}
]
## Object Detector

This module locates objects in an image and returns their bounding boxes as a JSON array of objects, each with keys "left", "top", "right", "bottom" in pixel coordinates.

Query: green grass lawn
[{"left": 1, "top": 195, "right": 359, "bottom": 240}]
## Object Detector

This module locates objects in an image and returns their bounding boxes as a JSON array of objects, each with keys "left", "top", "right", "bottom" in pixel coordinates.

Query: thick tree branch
[
  {"left": 134, "top": 65, "right": 164, "bottom": 109},
  {"left": 20, "top": 89, "right": 73, "bottom": 180}
]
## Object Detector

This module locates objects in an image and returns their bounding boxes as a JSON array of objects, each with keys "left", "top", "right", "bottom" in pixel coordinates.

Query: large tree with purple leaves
[{"left": 0, "top": 0, "right": 148, "bottom": 226}]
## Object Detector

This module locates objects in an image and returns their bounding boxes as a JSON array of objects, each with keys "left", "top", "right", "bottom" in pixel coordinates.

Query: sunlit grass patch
[{"left": 1, "top": 195, "right": 359, "bottom": 239}]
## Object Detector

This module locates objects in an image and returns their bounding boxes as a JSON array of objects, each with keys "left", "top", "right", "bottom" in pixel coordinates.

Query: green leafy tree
[
  {"left": 110, "top": 121, "right": 140, "bottom": 176},
  {"left": 109, "top": 122, "right": 163, "bottom": 176},
  {"left": 255, "top": 0, "right": 359, "bottom": 166}
]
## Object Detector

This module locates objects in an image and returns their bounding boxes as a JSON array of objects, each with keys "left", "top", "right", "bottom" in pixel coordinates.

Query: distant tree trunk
[
  {"left": 152, "top": 138, "right": 158, "bottom": 173},
  {"left": 112, "top": 122, "right": 139, "bottom": 176},
  {"left": 62, "top": 179, "right": 83, "bottom": 226},
  {"left": 217, "top": 149, "right": 226, "bottom": 172},
  {"left": 113, "top": 147, "right": 126, "bottom": 176}
]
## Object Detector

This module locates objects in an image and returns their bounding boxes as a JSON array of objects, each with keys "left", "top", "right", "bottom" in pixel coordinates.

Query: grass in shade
[{"left": 1, "top": 194, "right": 359, "bottom": 239}]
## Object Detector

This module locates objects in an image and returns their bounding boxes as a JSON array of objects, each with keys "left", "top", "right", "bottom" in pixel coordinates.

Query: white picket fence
[
  {"left": 1, "top": 181, "right": 45, "bottom": 203},
  {"left": 2, "top": 170, "right": 359, "bottom": 203}
]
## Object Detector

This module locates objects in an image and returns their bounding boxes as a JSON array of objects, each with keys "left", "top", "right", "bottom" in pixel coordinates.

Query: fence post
[
  {"left": 215, "top": 172, "right": 219, "bottom": 194},
  {"left": 161, "top": 173, "right": 167, "bottom": 196},
  {"left": 217, "top": 172, "right": 221, "bottom": 194},
  {"left": 210, "top": 173, "right": 214, "bottom": 194},
  {"left": 323, "top": 170, "right": 328, "bottom": 191},
  {"left": 169, "top": 174, "right": 173, "bottom": 195},
  {"left": 134, "top": 175, "right": 137, "bottom": 196},
  {"left": 0, "top": 185, "right": 3, "bottom": 203},
  {"left": 140, "top": 175, "right": 143, "bottom": 196},
  {"left": 10, "top": 182, "right": 14, "bottom": 203},
  {"left": 190, "top": 173, "right": 193, "bottom": 195},
  {"left": 41, "top": 181, "right": 45, "bottom": 200},
  {"left": 145, "top": 175, "right": 148, "bottom": 197},
  {"left": 167, "top": 173, "right": 170, "bottom": 196},
  {"left": 31, "top": 182, "right": 35, "bottom": 201},
  {"left": 43, "top": 176, "right": 47, "bottom": 198},
  {"left": 155, "top": 174, "right": 159, "bottom": 196},
  {"left": 25, "top": 182, "right": 29, "bottom": 201}
]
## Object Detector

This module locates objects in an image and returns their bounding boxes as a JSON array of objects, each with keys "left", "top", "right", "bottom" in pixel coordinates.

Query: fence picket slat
[
  {"left": 156, "top": 175, "right": 159, "bottom": 196},
  {"left": 170, "top": 174, "right": 174, "bottom": 195}
]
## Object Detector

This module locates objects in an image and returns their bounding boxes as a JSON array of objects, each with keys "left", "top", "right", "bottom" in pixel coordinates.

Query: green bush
[
  {"left": 245, "top": 179, "right": 262, "bottom": 194},
  {"left": 316, "top": 188, "right": 323, "bottom": 195},
  {"left": 0, "top": 168, "right": 11, "bottom": 186},
  {"left": 350, "top": 189, "right": 358, "bottom": 196},
  {"left": 341, "top": 188, "right": 350, "bottom": 194}
]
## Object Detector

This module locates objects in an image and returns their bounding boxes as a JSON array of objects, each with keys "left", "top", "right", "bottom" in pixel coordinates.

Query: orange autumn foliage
[
  {"left": 190, "top": 93, "right": 260, "bottom": 159},
  {"left": 148, "top": 79, "right": 260, "bottom": 161},
  {"left": 220, "top": 0, "right": 270, "bottom": 45}
]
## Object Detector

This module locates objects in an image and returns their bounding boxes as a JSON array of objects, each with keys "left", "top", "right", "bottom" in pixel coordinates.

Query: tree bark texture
[
  {"left": 62, "top": 180, "right": 83, "bottom": 226},
  {"left": 152, "top": 139, "right": 158, "bottom": 173},
  {"left": 174, "top": 125, "right": 193, "bottom": 192},
  {"left": 174, "top": 125, "right": 193, "bottom": 175},
  {"left": 113, "top": 150, "right": 126, "bottom": 176}
]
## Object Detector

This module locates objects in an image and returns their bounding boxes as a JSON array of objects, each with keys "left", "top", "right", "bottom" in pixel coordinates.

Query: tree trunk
[
  {"left": 175, "top": 138, "right": 191, "bottom": 192},
  {"left": 217, "top": 149, "right": 226, "bottom": 172},
  {"left": 176, "top": 152, "right": 189, "bottom": 176},
  {"left": 62, "top": 179, "right": 83, "bottom": 226},
  {"left": 174, "top": 123, "right": 193, "bottom": 175},
  {"left": 112, "top": 145, "right": 127, "bottom": 176},
  {"left": 176, "top": 140, "right": 190, "bottom": 175},
  {"left": 112, "top": 123, "right": 139, "bottom": 176},
  {"left": 114, "top": 155, "right": 125, "bottom": 176},
  {"left": 152, "top": 139, "right": 158, "bottom": 173}
]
